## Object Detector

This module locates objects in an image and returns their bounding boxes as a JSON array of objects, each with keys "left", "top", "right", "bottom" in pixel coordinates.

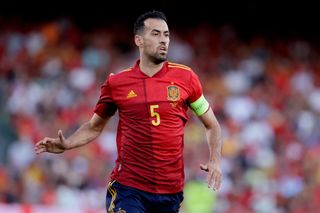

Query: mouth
[
  {"left": 159, "top": 46, "right": 167, "bottom": 51},
  {"left": 159, "top": 47, "right": 167, "bottom": 55}
]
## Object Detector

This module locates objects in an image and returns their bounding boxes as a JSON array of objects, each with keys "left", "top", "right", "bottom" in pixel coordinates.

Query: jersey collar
[{"left": 133, "top": 60, "right": 168, "bottom": 78}]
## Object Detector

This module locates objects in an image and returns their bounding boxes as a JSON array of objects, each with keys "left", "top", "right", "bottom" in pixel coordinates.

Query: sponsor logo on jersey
[
  {"left": 127, "top": 90, "right": 137, "bottom": 99},
  {"left": 167, "top": 85, "right": 180, "bottom": 101}
]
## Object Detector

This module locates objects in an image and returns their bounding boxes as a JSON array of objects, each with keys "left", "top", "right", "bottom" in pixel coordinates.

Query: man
[{"left": 35, "top": 10, "right": 223, "bottom": 213}]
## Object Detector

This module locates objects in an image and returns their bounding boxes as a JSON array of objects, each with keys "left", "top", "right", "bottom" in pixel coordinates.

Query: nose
[
  {"left": 160, "top": 40, "right": 166, "bottom": 46},
  {"left": 160, "top": 35, "right": 168, "bottom": 45}
]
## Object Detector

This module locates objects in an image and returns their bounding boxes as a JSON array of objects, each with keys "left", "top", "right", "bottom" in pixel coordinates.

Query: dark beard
[{"left": 148, "top": 54, "right": 167, "bottom": 65}]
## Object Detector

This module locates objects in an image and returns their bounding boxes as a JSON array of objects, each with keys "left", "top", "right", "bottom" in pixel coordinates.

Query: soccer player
[{"left": 35, "top": 10, "right": 223, "bottom": 213}]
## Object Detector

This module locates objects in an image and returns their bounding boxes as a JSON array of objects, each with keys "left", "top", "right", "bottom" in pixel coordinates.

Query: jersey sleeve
[
  {"left": 94, "top": 76, "right": 117, "bottom": 118},
  {"left": 188, "top": 71, "right": 210, "bottom": 116}
]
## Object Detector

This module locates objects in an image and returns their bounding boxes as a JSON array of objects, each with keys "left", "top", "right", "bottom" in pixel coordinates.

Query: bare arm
[
  {"left": 198, "top": 107, "right": 223, "bottom": 190},
  {"left": 63, "top": 113, "right": 109, "bottom": 149},
  {"left": 35, "top": 113, "right": 110, "bottom": 154}
]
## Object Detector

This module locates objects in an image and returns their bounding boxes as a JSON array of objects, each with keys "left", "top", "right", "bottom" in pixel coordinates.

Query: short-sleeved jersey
[{"left": 94, "top": 60, "right": 208, "bottom": 194}]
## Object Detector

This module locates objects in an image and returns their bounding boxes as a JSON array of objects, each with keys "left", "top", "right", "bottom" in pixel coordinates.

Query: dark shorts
[{"left": 106, "top": 180, "right": 184, "bottom": 213}]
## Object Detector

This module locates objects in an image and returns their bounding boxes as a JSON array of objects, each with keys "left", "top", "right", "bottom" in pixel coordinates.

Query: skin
[
  {"left": 198, "top": 108, "right": 223, "bottom": 190},
  {"left": 135, "top": 18, "right": 170, "bottom": 77},
  {"left": 35, "top": 17, "right": 223, "bottom": 191}
]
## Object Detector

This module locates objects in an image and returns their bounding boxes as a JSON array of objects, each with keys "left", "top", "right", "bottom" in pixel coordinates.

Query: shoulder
[
  {"left": 167, "top": 61, "right": 199, "bottom": 80},
  {"left": 118, "top": 67, "right": 134, "bottom": 73},
  {"left": 108, "top": 66, "right": 134, "bottom": 82},
  {"left": 167, "top": 62, "right": 193, "bottom": 72},
  {"left": 101, "top": 67, "right": 133, "bottom": 88}
]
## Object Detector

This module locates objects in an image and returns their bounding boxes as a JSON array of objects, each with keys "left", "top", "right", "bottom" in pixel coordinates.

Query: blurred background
[{"left": 1, "top": 1, "right": 320, "bottom": 212}]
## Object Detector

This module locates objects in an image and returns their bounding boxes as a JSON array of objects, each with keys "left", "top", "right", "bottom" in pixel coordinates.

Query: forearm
[
  {"left": 199, "top": 108, "right": 223, "bottom": 163},
  {"left": 65, "top": 121, "right": 103, "bottom": 150},
  {"left": 206, "top": 122, "right": 222, "bottom": 163},
  {"left": 198, "top": 108, "right": 223, "bottom": 190}
]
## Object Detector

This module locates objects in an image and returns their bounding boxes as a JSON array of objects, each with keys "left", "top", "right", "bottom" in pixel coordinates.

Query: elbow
[
  {"left": 205, "top": 121, "right": 222, "bottom": 135},
  {"left": 88, "top": 121, "right": 104, "bottom": 135}
]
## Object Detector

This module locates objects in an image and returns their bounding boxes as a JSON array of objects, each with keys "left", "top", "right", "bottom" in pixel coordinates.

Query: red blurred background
[{"left": 1, "top": 1, "right": 320, "bottom": 212}]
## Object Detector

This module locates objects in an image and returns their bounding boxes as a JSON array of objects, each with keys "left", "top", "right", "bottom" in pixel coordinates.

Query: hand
[
  {"left": 200, "top": 161, "right": 222, "bottom": 191},
  {"left": 35, "top": 130, "right": 67, "bottom": 154}
]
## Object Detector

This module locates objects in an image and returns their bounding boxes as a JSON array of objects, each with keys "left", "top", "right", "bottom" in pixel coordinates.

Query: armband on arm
[{"left": 190, "top": 95, "right": 210, "bottom": 116}]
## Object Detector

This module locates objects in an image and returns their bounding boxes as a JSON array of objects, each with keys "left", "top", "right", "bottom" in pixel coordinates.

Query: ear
[{"left": 134, "top": 35, "right": 143, "bottom": 47}]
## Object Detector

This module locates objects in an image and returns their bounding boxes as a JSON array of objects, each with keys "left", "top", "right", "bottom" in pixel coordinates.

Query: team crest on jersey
[
  {"left": 116, "top": 209, "right": 126, "bottom": 213},
  {"left": 167, "top": 85, "right": 180, "bottom": 101}
]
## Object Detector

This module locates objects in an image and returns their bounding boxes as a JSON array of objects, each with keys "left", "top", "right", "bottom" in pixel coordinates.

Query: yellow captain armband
[{"left": 190, "top": 94, "right": 210, "bottom": 116}]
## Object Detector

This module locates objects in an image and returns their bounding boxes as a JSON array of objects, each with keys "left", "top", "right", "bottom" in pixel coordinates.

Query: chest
[{"left": 112, "top": 78, "right": 190, "bottom": 106}]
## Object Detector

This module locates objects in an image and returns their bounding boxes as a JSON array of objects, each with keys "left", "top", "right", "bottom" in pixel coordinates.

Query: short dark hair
[{"left": 133, "top": 10, "right": 167, "bottom": 35}]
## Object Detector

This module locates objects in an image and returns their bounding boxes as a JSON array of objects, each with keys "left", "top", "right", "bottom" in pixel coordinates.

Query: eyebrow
[{"left": 151, "top": 29, "right": 169, "bottom": 34}]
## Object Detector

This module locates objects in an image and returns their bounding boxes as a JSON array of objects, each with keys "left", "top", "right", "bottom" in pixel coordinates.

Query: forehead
[{"left": 144, "top": 18, "right": 169, "bottom": 32}]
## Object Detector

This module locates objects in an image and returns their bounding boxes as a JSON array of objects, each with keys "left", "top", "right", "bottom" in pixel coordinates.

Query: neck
[{"left": 139, "top": 57, "right": 165, "bottom": 77}]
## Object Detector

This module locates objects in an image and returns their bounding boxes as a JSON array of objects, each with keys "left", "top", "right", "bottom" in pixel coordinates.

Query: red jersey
[{"left": 94, "top": 60, "right": 206, "bottom": 194}]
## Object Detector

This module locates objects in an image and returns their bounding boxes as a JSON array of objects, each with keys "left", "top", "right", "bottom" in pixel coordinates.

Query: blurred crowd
[{"left": 1, "top": 17, "right": 320, "bottom": 213}]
